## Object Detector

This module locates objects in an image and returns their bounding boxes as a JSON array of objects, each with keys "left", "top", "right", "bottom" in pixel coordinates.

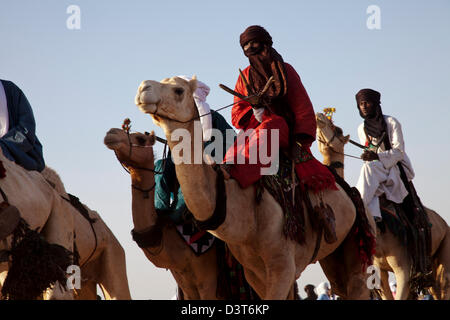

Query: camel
[
  {"left": 0, "top": 149, "right": 75, "bottom": 299},
  {"left": 134, "top": 76, "right": 374, "bottom": 299},
  {"left": 0, "top": 149, "right": 130, "bottom": 299},
  {"left": 40, "top": 167, "right": 131, "bottom": 300},
  {"left": 104, "top": 127, "right": 223, "bottom": 299},
  {"left": 315, "top": 112, "right": 450, "bottom": 300}
]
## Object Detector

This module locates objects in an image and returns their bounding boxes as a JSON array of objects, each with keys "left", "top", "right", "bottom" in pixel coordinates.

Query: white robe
[{"left": 356, "top": 115, "right": 415, "bottom": 218}]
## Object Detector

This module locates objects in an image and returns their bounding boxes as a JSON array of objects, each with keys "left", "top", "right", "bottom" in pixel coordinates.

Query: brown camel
[
  {"left": 315, "top": 112, "right": 450, "bottom": 300},
  {"left": 104, "top": 127, "right": 223, "bottom": 299},
  {"left": 134, "top": 76, "right": 373, "bottom": 299}
]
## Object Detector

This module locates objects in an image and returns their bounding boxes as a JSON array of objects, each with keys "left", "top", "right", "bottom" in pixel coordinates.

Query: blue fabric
[
  {"left": 0, "top": 80, "right": 45, "bottom": 172},
  {"left": 154, "top": 110, "right": 234, "bottom": 222},
  {"left": 317, "top": 294, "right": 330, "bottom": 300}
]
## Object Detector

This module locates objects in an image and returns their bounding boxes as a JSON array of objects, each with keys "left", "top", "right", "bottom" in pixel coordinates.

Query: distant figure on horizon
[
  {"left": 390, "top": 279, "right": 397, "bottom": 299},
  {"left": 0, "top": 79, "right": 45, "bottom": 171},
  {"left": 303, "top": 284, "right": 318, "bottom": 300},
  {"left": 317, "top": 281, "right": 332, "bottom": 300}
]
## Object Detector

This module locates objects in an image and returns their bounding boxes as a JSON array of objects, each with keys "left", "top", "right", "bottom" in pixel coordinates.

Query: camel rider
[
  {"left": 222, "top": 25, "right": 338, "bottom": 241},
  {"left": 355, "top": 88, "right": 415, "bottom": 222},
  {"left": 154, "top": 77, "right": 234, "bottom": 223},
  {"left": 355, "top": 88, "right": 433, "bottom": 285},
  {"left": 0, "top": 80, "right": 45, "bottom": 172}
]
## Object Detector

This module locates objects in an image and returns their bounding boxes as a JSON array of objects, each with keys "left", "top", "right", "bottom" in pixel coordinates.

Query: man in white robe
[{"left": 355, "top": 89, "right": 414, "bottom": 221}]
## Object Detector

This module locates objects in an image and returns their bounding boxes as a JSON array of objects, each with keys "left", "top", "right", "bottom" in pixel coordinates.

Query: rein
[
  {"left": 317, "top": 130, "right": 363, "bottom": 161},
  {"left": 147, "top": 94, "right": 258, "bottom": 124},
  {"left": 113, "top": 129, "right": 167, "bottom": 201}
]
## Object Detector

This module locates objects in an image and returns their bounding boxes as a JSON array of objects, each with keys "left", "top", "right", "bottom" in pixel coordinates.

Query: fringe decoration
[{"left": 1, "top": 218, "right": 73, "bottom": 300}]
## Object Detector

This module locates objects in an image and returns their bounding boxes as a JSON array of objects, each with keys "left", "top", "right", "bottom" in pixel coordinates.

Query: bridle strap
[
  {"left": 131, "top": 183, "right": 156, "bottom": 199},
  {"left": 317, "top": 130, "right": 362, "bottom": 161},
  {"left": 148, "top": 94, "right": 258, "bottom": 124}
]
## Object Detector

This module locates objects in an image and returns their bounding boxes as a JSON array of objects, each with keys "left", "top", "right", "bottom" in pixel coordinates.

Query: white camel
[
  {"left": 0, "top": 149, "right": 130, "bottom": 299},
  {"left": 134, "top": 76, "right": 375, "bottom": 299}
]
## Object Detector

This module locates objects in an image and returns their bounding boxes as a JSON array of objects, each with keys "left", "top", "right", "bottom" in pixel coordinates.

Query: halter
[
  {"left": 317, "top": 125, "right": 362, "bottom": 161},
  {"left": 145, "top": 91, "right": 258, "bottom": 124},
  {"left": 114, "top": 120, "right": 168, "bottom": 198}
]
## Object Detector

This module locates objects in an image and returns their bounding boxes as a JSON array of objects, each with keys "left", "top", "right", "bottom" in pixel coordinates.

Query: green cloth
[{"left": 154, "top": 110, "right": 235, "bottom": 223}]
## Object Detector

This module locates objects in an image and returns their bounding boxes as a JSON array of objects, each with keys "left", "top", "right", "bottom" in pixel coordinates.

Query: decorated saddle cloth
[
  {"left": 255, "top": 153, "right": 311, "bottom": 245},
  {"left": 174, "top": 217, "right": 216, "bottom": 255}
]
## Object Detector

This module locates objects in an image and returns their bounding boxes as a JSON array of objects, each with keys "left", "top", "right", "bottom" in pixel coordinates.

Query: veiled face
[
  {"left": 243, "top": 40, "right": 263, "bottom": 56},
  {"left": 359, "top": 100, "right": 375, "bottom": 117}
]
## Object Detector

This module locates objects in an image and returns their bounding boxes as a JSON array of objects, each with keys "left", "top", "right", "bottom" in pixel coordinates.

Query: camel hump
[{"left": 41, "top": 166, "right": 69, "bottom": 197}]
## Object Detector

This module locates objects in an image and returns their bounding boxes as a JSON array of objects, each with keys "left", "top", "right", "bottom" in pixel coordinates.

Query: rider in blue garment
[
  {"left": 154, "top": 110, "right": 234, "bottom": 223},
  {"left": 0, "top": 80, "right": 45, "bottom": 172}
]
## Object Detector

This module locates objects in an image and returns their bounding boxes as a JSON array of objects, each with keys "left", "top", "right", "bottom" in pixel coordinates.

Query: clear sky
[{"left": 1, "top": 0, "right": 449, "bottom": 299}]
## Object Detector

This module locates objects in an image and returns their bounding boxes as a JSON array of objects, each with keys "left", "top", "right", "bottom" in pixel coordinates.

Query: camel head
[
  {"left": 104, "top": 128, "right": 156, "bottom": 170},
  {"left": 134, "top": 76, "right": 198, "bottom": 132},
  {"left": 315, "top": 112, "right": 350, "bottom": 156}
]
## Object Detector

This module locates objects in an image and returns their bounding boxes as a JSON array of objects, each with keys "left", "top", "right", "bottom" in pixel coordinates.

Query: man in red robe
[
  {"left": 222, "top": 25, "right": 337, "bottom": 241},
  {"left": 223, "top": 25, "right": 336, "bottom": 192}
]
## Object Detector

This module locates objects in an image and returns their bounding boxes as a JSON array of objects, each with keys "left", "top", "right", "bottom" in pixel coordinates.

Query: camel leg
[
  {"left": 387, "top": 258, "right": 410, "bottom": 300},
  {"left": 320, "top": 233, "right": 371, "bottom": 300},
  {"left": 434, "top": 230, "right": 450, "bottom": 299},
  {"left": 320, "top": 255, "right": 348, "bottom": 298},
  {"left": 193, "top": 247, "right": 220, "bottom": 300},
  {"left": 378, "top": 269, "right": 394, "bottom": 300},
  {"left": 263, "top": 256, "right": 296, "bottom": 300},
  {"left": 96, "top": 241, "right": 131, "bottom": 300},
  {"left": 75, "top": 280, "right": 98, "bottom": 300},
  {"left": 243, "top": 268, "right": 265, "bottom": 299},
  {"left": 171, "top": 270, "right": 200, "bottom": 300}
]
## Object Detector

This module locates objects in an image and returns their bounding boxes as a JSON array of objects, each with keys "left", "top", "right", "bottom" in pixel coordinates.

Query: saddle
[
  {"left": 255, "top": 153, "right": 337, "bottom": 246},
  {"left": 378, "top": 193, "right": 434, "bottom": 295}
]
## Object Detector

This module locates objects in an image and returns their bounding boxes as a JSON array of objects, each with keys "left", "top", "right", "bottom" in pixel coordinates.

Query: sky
[{"left": 1, "top": 0, "right": 449, "bottom": 299}]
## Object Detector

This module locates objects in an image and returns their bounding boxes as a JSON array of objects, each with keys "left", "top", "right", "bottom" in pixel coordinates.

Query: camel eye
[
  {"left": 136, "top": 136, "right": 146, "bottom": 145},
  {"left": 174, "top": 87, "right": 184, "bottom": 96}
]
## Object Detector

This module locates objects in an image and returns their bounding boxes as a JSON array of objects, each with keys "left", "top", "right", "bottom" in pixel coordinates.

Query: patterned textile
[{"left": 174, "top": 220, "right": 215, "bottom": 255}]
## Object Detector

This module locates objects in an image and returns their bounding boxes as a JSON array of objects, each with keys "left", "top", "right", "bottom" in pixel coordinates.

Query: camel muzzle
[{"left": 135, "top": 80, "right": 161, "bottom": 114}]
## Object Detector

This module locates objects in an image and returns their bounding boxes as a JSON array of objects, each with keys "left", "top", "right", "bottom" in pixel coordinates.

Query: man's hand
[{"left": 361, "top": 150, "right": 379, "bottom": 161}]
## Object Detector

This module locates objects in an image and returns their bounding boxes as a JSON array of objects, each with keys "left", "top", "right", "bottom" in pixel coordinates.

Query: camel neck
[
  {"left": 164, "top": 121, "right": 217, "bottom": 222},
  {"left": 130, "top": 168, "right": 158, "bottom": 232},
  {"left": 322, "top": 148, "right": 345, "bottom": 180}
]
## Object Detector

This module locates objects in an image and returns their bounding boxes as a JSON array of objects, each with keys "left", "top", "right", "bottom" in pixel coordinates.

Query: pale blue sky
[{"left": 1, "top": 0, "right": 449, "bottom": 299}]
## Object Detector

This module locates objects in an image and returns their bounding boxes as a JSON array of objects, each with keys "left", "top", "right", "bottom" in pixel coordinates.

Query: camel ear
[
  {"left": 343, "top": 134, "right": 350, "bottom": 144},
  {"left": 145, "top": 130, "right": 156, "bottom": 146},
  {"left": 188, "top": 75, "right": 197, "bottom": 93}
]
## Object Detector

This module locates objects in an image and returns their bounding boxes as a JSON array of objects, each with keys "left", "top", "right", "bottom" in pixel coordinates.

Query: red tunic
[{"left": 224, "top": 63, "right": 336, "bottom": 192}]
